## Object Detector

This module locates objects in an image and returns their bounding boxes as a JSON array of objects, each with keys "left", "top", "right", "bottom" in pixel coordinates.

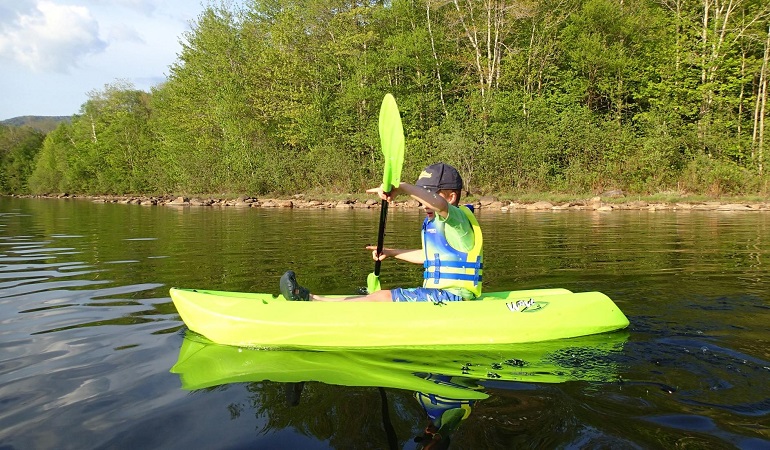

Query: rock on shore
[{"left": 14, "top": 193, "right": 770, "bottom": 211}]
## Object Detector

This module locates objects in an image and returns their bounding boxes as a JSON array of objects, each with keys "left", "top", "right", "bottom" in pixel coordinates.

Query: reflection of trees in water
[
  {"left": 232, "top": 380, "right": 565, "bottom": 448},
  {"left": 240, "top": 381, "right": 422, "bottom": 448},
  {"left": 450, "top": 388, "right": 568, "bottom": 448}
]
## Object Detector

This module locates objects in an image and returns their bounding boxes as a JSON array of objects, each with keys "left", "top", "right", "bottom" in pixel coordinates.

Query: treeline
[
  {"left": 4, "top": 0, "right": 770, "bottom": 197},
  {"left": 0, "top": 116, "right": 69, "bottom": 133}
]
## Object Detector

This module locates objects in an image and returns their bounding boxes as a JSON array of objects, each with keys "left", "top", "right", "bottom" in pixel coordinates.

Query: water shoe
[{"left": 280, "top": 270, "right": 310, "bottom": 301}]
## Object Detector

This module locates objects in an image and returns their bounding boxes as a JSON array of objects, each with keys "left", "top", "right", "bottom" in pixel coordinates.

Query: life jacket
[
  {"left": 415, "top": 391, "right": 474, "bottom": 425},
  {"left": 414, "top": 374, "right": 478, "bottom": 425},
  {"left": 421, "top": 204, "right": 483, "bottom": 297}
]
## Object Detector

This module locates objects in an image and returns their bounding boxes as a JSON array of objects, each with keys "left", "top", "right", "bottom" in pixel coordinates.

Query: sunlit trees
[
  {"left": 0, "top": 125, "right": 45, "bottom": 193},
  {"left": 27, "top": 123, "right": 73, "bottom": 194},
  {"left": 28, "top": 81, "right": 154, "bottom": 194},
  {"left": 11, "top": 0, "right": 770, "bottom": 197}
]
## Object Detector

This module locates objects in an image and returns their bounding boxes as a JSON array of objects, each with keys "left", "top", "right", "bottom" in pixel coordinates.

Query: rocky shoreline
[{"left": 15, "top": 193, "right": 770, "bottom": 211}]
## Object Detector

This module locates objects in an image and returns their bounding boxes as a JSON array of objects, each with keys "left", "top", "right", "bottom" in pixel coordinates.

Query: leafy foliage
[
  {"left": 0, "top": 125, "right": 45, "bottom": 193},
  {"left": 4, "top": 0, "right": 770, "bottom": 197}
]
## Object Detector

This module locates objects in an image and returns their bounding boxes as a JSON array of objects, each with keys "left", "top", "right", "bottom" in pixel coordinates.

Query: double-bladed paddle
[{"left": 367, "top": 94, "right": 404, "bottom": 294}]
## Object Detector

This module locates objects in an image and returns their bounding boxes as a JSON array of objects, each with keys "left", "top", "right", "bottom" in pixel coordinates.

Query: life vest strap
[
  {"left": 424, "top": 260, "right": 484, "bottom": 269},
  {"left": 424, "top": 271, "right": 482, "bottom": 284}
]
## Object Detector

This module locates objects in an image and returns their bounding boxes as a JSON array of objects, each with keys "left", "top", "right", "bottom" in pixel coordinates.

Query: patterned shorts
[{"left": 391, "top": 287, "right": 464, "bottom": 303}]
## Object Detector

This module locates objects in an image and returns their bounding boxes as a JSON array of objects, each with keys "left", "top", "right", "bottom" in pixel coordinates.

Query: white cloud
[
  {"left": 0, "top": 0, "right": 233, "bottom": 119},
  {"left": 0, "top": 1, "right": 107, "bottom": 72}
]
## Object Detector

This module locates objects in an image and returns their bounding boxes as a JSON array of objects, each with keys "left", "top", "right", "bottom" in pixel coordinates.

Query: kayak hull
[{"left": 169, "top": 287, "right": 629, "bottom": 349}]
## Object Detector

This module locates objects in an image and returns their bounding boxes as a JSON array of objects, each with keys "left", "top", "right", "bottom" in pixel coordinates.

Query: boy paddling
[{"left": 280, "top": 162, "right": 483, "bottom": 302}]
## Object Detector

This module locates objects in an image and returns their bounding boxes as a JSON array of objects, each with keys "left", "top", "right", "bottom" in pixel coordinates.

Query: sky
[{"left": 0, "top": 0, "right": 220, "bottom": 120}]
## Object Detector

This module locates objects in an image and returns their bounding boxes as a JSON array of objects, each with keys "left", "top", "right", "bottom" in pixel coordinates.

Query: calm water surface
[{"left": 0, "top": 197, "right": 768, "bottom": 449}]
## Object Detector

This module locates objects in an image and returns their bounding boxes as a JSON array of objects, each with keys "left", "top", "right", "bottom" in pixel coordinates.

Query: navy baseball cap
[{"left": 415, "top": 163, "right": 463, "bottom": 191}]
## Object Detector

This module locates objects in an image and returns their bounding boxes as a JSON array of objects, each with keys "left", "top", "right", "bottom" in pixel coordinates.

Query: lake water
[{"left": 0, "top": 197, "right": 768, "bottom": 449}]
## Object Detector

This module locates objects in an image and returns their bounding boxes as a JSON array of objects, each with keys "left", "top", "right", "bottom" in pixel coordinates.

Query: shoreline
[{"left": 11, "top": 193, "right": 770, "bottom": 211}]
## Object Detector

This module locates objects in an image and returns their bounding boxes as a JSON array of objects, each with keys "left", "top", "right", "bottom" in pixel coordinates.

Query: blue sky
[{"left": 0, "top": 0, "right": 222, "bottom": 120}]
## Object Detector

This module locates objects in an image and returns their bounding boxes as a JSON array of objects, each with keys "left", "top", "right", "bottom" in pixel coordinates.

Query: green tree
[
  {"left": 560, "top": 0, "right": 656, "bottom": 122},
  {"left": 153, "top": 4, "right": 272, "bottom": 193},
  {"left": 28, "top": 123, "right": 74, "bottom": 194},
  {"left": 81, "top": 81, "right": 155, "bottom": 193},
  {"left": 0, "top": 125, "right": 45, "bottom": 193}
]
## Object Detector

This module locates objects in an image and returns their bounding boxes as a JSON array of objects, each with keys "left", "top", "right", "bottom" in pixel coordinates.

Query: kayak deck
[{"left": 170, "top": 287, "right": 629, "bottom": 349}]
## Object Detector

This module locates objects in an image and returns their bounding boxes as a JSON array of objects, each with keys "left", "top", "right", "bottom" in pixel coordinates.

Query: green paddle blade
[
  {"left": 366, "top": 271, "right": 381, "bottom": 294},
  {"left": 378, "top": 93, "right": 404, "bottom": 193}
]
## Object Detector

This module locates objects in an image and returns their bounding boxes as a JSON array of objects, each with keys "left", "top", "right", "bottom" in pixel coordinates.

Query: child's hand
[
  {"left": 366, "top": 186, "right": 397, "bottom": 202},
  {"left": 366, "top": 245, "right": 387, "bottom": 261}
]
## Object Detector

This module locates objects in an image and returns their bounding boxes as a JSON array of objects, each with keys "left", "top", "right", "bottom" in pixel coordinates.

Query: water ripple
[{"left": 1, "top": 200, "right": 769, "bottom": 449}]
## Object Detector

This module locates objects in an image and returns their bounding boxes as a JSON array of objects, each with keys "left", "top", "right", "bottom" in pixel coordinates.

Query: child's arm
[
  {"left": 366, "top": 246, "right": 424, "bottom": 264},
  {"left": 367, "top": 182, "right": 450, "bottom": 217}
]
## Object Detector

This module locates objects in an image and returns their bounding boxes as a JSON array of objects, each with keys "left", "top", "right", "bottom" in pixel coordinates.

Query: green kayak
[
  {"left": 171, "top": 330, "right": 628, "bottom": 397},
  {"left": 169, "top": 287, "right": 629, "bottom": 349}
]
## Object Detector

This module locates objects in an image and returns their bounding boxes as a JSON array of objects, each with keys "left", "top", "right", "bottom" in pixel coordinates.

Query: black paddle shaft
[{"left": 374, "top": 199, "right": 389, "bottom": 276}]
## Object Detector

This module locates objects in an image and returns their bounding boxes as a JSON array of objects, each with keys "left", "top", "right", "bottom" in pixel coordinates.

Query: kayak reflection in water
[
  {"left": 412, "top": 374, "right": 481, "bottom": 450},
  {"left": 281, "top": 372, "right": 479, "bottom": 450},
  {"left": 280, "top": 162, "right": 484, "bottom": 303}
]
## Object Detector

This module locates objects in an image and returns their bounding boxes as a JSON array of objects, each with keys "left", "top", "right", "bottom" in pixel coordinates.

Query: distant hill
[{"left": 1, "top": 116, "right": 71, "bottom": 133}]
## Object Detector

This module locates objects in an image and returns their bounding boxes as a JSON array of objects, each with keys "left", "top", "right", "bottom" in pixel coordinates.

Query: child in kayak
[{"left": 280, "top": 162, "right": 483, "bottom": 302}]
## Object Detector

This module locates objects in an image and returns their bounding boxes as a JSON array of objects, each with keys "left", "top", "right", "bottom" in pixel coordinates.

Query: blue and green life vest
[
  {"left": 414, "top": 374, "right": 480, "bottom": 433},
  {"left": 421, "top": 205, "right": 483, "bottom": 297},
  {"left": 415, "top": 391, "right": 474, "bottom": 425}
]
